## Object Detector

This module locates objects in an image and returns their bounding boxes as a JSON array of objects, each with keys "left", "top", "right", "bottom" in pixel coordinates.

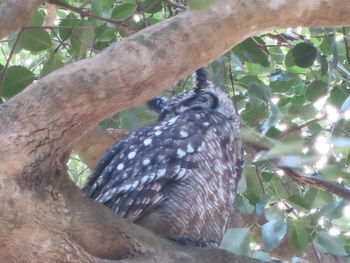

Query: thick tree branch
[{"left": 0, "top": 0, "right": 44, "bottom": 39}]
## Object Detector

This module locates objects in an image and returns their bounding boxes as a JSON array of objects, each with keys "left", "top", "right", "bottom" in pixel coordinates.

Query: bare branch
[
  {"left": 279, "top": 167, "right": 350, "bottom": 201},
  {"left": 162, "top": 0, "right": 186, "bottom": 10},
  {"left": 48, "top": 0, "right": 137, "bottom": 34}
]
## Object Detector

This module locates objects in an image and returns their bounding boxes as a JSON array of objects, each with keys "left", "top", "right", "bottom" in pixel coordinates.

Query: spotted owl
[{"left": 83, "top": 68, "right": 243, "bottom": 247}]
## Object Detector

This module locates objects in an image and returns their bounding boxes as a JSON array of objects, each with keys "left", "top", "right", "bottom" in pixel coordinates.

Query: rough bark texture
[
  {"left": 0, "top": 0, "right": 44, "bottom": 38},
  {"left": 1, "top": 0, "right": 350, "bottom": 262}
]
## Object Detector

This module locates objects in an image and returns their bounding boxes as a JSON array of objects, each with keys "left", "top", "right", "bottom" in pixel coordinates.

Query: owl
[{"left": 83, "top": 68, "right": 243, "bottom": 247}]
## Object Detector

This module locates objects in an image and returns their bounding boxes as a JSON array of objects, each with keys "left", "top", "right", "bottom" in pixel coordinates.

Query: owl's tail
[{"left": 193, "top": 68, "right": 208, "bottom": 92}]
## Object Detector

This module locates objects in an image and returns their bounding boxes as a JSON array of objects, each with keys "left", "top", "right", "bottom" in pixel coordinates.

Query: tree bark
[
  {"left": 0, "top": 0, "right": 44, "bottom": 39},
  {"left": 1, "top": 0, "right": 350, "bottom": 262}
]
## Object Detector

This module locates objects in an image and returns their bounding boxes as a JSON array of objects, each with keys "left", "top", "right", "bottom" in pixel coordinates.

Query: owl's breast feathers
[{"left": 83, "top": 107, "right": 242, "bottom": 245}]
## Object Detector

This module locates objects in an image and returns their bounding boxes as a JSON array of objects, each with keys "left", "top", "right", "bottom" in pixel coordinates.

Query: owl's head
[{"left": 148, "top": 68, "right": 236, "bottom": 121}]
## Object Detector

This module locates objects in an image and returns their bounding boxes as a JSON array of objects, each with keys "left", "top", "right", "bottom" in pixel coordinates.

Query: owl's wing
[{"left": 83, "top": 109, "right": 234, "bottom": 221}]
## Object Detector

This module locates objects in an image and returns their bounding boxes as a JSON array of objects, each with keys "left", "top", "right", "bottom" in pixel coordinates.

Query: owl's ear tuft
[
  {"left": 147, "top": 96, "right": 167, "bottom": 113},
  {"left": 193, "top": 68, "right": 208, "bottom": 92}
]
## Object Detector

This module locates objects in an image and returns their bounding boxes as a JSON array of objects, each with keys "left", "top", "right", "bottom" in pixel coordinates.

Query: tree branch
[
  {"left": 0, "top": 0, "right": 44, "bottom": 39},
  {"left": 246, "top": 141, "right": 350, "bottom": 201},
  {"left": 279, "top": 167, "right": 350, "bottom": 200}
]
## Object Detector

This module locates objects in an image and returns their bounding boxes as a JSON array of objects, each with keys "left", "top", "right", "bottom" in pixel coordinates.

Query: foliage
[{"left": 1, "top": 0, "right": 350, "bottom": 262}]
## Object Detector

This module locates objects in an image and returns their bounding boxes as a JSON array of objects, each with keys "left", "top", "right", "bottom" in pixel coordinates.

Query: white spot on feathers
[
  {"left": 144, "top": 138, "right": 152, "bottom": 146},
  {"left": 177, "top": 148, "right": 186, "bottom": 158},
  {"left": 179, "top": 130, "right": 189, "bottom": 138},
  {"left": 187, "top": 143, "right": 195, "bottom": 153},
  {"left": 143, "top": 159, "right": 150, "bottom": 166},
  {"left": 128, "top": 151, "right": 136, "bottom": 159}
]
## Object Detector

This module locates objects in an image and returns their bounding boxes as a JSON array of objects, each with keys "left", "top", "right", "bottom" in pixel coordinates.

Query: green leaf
[
  {"left": 269, "top": 47, "right": 284, "bottom": 64},
  {"left": 236, "top": 172, "right": 247, "bottom": 194},
  {"left": 28, "top": 9, "right": 45, "bottom": 26},
  {"left": 112, "top": 4, "right": 136, "bottom": 20},
  {"left": 244, "top": 166, "right": 263, "bottom": 205},
  {"left": 304, "top": 80, "right": 328, "bottom": 101},
  {"left": 292, "top": 42, "right": 317, "bottom": 68},
  {"left": 290, "top": 223, "right": 308, "bottom": 251},
  {"left": 2, "top": 66, "right": 34, "bottom": 99},
  {"left": 241, "top": 98, "right": 268, "bottom": 124},
  {"left": 321, "top": 164, "right": 347, "bottom": 181},
  {"left": 329, "top": 86, "right": 348, "bottom": 107},
  {"left": 287, "top": 194, "right": 311, "bottom": 211},
  {"left": 41, "top": 56, "right": 64, "bottom": 77},
  {"left": 308, "top": 123, "right": 323, "bottom": 134},
  {"left": 320, "top": 200, "right": 345, "bottom": 219},
  {"left": 319, "top": 35, "right": 335, "bottom": 55},
  {"left": 20, "top": 29, "right": 52, "bottom": 52},
  {"left": 222, "top": 228, "right": 251, "bottom": 255},
  {"left": 285, "top": 49, "right": 295, "bottom": 67},
  {"left": 235, "top": 195, "right": 255, "bottom": 213},
  {"left": 96, "top": 28, "right": 116, "bottom": 42},
  {"left": 143, "top": 0, "right": 162, "bottom": 13},
  {"left": 241, "top": 75, "right": 271, "bottom": 102},
  {"left": 288, "top": 104, "right": 318, "bottom": 119},
  {"left": 270, "top": 71, "right": 294, "bottom": 93},
  {"left": 316, "top": 232, "right": 347, "bottom": 256},
  {"left": 59, "top": 13, "right": 77, "bottom": 40},
  {"left": 320, "top": 54, "right": 328, "bottom": 76},
  {"left": 91, "top": 0, "right": 115, "bottom": 15},
  {"left": 233, "top": 38, "right": 270, "bottom": 67},
  {"left": 188, "top": 0, "right": 216, "bottom": 10},
  {"left": 70, "top": 20, "right": 96, "bottom": 59},
  {"left": 262, "top": 219, "right": 287, "bottom": 250},
  {"left": 265, "top": 206, "right": 284, "bottom": 221},
  {"left": 306, "top": 188, "right": 335, "bottom": 208},
  {"left": 252, "top": 251, "right": 272, "bottom": 262},
  {"left": 261, "top": 103, "right": 283, "bottom": 135}
]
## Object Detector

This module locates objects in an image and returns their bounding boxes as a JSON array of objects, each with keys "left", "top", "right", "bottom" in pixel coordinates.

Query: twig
[
  {"left": 48, "top": 0, "right": 137, "bottom": 34},
  {"left": 279, "top": 167, "right": 350, "bottom": 201},
  {"left": 335, "top": 123, "right": 350, "bottom": 137},
  {"left": 308, "top": 232, "right": 322, "bottom": 263},
  {"left": 251, "top": 36, "right": 269, "bottom": 57},
  {"left": 245, "top": 141, "right": 350, "bottom": 201},
  {"left": 228, "top": 64, "right": 238, "bottom": 112},
  {"left": 276, "top": 114, "right": 327, "bottom": 139},
  {"left": 255, "top": 164, "right": 266, "bottom": 194},
  {"left": 1, "top": 47, "right": 7, "bottom": 60},
  {"left": 342, "top": 27, "right": 350, "bottom": 64},
  {"left": 162, "top": 0, "right": 186, "bottom": 10},
  {"left": 0, "top": 39, "right": 16, "bottom": 43}
]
